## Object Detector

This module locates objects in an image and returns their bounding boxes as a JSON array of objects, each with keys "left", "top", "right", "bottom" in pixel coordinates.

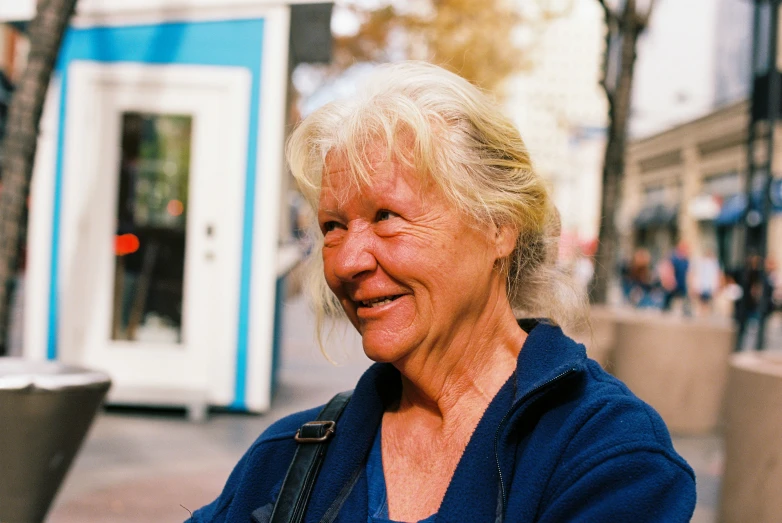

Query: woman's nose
[{"left": 331, "top": 223, "right": 377, "bottom": 281}]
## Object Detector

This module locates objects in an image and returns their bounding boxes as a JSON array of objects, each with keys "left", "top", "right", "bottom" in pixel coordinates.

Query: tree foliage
[{"left": 328, "top": 0, "right": 571, "bottom": 94}]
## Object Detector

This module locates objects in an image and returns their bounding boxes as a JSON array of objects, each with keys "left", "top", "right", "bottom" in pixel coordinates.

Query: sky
[{"left": 631, "top": 0, "right": 733, "bottom": 137}]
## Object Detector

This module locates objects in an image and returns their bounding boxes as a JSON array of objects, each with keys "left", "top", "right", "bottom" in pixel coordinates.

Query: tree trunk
[
  {"left": 0, "top": 0, "right": 78, "bottom": 355},
  {"left": 590, "top": 3, "right": 644, "bottom": 304}
]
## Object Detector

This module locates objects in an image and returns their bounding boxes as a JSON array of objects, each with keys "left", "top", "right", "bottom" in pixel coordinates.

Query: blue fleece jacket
[{"left": 189, "top": 322, "right": 696, "bottom": 522}]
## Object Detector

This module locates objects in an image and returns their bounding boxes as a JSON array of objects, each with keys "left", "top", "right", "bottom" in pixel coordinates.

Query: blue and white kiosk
[{"left": 2, "top": 0, "right": 332, "bottom": 418}]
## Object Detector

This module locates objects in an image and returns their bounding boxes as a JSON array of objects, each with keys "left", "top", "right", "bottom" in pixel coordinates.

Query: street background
[
  {"left": 0, "top": 0, "right": 781, "bottom": 521},
  {"left": 45, "top": 293, "right": 762, "bottom": 523}
]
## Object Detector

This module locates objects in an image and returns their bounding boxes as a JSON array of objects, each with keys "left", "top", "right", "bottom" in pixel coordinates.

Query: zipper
[{"left": 493, "top": 367, "right": 577, "bottom": 515}]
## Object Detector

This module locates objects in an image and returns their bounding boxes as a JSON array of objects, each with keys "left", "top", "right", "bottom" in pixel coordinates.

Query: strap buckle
[{"left": 294, "top": 420, "right": 336, "bottom": 443}]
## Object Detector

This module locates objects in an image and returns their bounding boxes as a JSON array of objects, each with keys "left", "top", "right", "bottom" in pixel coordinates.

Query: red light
[
  {"left": 115, "top": 234, "right": 140, "bottom": 256},
  {"left": 167, "top": 199, "right": 184, "bottom": 217}
]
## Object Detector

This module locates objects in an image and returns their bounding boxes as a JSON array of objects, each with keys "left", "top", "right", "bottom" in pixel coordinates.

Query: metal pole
[
  {"left": 737, "top": 0, "right": 764, "bottom": 351},
  {"left": 755, "top": 0, "right": 781, "bottom": 350}
]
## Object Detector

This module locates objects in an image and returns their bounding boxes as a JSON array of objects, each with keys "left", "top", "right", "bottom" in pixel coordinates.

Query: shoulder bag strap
[{"left": 267, "top": 390, "right": 353, "bottom": 523}]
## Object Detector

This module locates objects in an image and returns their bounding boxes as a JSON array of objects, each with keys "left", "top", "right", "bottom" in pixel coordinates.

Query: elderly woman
[{"left": 191, "top": 62, "right": 695, "bottom": 523}]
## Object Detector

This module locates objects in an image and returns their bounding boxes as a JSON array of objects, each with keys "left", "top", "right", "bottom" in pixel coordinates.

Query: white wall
[
  {"left": 0, "top": 2, "right": 35, "bottom": 22},
  {"left": 505, "top": 1, "right": 606, "bottom": 246},
  {"left": 0, "top": 0, "right": 325, "bottom": 22},
  {"left": 631, "top": 0, "right": 719, "bottom": 137}
]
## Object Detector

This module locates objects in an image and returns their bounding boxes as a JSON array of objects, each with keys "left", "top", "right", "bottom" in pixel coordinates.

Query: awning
[
  {"left": 714, "top": 194, "right": 747, "bottom": 226},
  {"left": 771, "top": 178, "right": 782, "bottom": 209},
  {"left": 714, "top": 180, "right": 782, "bottom": 226},
  {"left": 634, "top": 203, "right": 678, "bottom": 229}
]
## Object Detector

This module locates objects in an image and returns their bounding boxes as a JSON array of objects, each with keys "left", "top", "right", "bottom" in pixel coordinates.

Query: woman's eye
[
  {"left": 376, "top": 210, "right": 396, "bottom": 222},
  {"left": 322, "top": 221, "right": 341, "bottom": 233}
]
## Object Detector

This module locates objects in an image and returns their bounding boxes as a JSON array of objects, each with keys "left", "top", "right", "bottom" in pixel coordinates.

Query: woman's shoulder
[
  {"left": 551, "top": 359, "right": 693, "bottom": 477},
  {"left": 252, "top": 404, "right": 325, "bottom": 446},
  {"left": 187, "top": 403, "right": 332, "bottom": 522},
  {"left": 521, "top": 360, "right": 696, "bottom": 521},
  {"left": 574, "top": 360, "right": 680, "bottom": 445}
]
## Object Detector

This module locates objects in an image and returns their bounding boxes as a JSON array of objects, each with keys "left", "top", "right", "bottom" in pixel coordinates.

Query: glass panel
[{"left": 112, "top": 112, "right": 192, "bottom": 344}]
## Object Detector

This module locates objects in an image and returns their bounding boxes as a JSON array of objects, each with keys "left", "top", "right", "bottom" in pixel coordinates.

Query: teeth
[{"left": 361, "top": 296, "right": 396, "bottom": 307}]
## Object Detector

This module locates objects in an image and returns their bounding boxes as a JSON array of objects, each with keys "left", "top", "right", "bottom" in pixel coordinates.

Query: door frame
[
  {"left": 58, "top": 62, "right": 251, "bottom": 408},
  {"left": 24, "top": 7, "right": 292, "bottom": 413}
]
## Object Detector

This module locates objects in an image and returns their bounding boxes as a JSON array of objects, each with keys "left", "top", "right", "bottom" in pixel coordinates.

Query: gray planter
[
  {"left": 0, "top": 358, "right": 111, "bottom": 523},
  {"left": 612, "top": 314, "right": 735, "bottom": 434},
  {"left": 720, "top": 353, "right": 782, "bottom": 523}
]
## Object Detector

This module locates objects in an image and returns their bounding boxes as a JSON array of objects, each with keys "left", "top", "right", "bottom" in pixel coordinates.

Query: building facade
[
  {"left": 623, "top": 100, "right": 782, "bottom": 273},
  {"left": 0, "top": 0, "right": 333, "bottom": 416}
]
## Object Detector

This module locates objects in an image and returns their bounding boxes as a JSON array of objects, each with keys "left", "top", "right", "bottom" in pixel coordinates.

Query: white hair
[{"left": 286, "top": 61, "right": 588, "bottom": 345}]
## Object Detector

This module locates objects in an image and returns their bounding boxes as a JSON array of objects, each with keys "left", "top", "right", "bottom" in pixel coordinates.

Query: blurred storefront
[
  {"left": 0, "top": 0, "right": 333, "bottom": 416},
  {"left": 623, "top": 100, "right": 782, "bottom": 271}
]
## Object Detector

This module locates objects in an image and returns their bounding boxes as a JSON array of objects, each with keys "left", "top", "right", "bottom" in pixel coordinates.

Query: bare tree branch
[
  {"left": 598, "top": 0, "right": 616, "bottom": 106},
  {"left": 0, "top": 0, "right": 78, "bottom": 353},
  {"left": 636, "top": 0, "right": 658, "bottom": 28},
  {"left": 600, "top": 78, "right": 615, "bottom": 107},
  {"left": 596, "top": 0, "right": 621, "bottom": 23},
  {"left": 591, "top": 0, "right": 652, "bottom": 303}
]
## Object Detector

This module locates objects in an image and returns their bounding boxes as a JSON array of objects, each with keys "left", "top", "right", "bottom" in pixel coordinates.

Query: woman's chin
[{"left": 360, "top": 334, "right": 410, "bottom": 364}]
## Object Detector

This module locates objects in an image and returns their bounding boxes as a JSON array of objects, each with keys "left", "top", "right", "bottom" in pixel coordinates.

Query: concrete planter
[
  {"left": 719, "top": 353, "right": 782, "bottom": 523},
  {"left": 611, "top": 314, "right": 735, "bottom": 434},
  {"left": 0, "top": 358, "right": 111, "bottom": 523}
]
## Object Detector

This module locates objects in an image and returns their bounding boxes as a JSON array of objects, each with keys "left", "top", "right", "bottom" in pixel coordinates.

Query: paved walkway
[
  {"left": 47, "top": 296, "right": 372, "bottom": 522},
  {"left": 46, "top": 296, "right": 728, "bottom": 522}
]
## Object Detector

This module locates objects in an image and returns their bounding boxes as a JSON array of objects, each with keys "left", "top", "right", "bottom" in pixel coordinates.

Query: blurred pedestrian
[
  {"left": 767, "top": 256, "right": 781, "bottom": 313},
  {"left": 734, "top": 254, "right": 771, "bottom": 349},
  {"left": 693, "top": 248, "right": 721, "bottom": 316},
  {"left": 626, "top": 248, "right": 661, "bottom": 308},
  {"left": 661, "top": 241, "right": 691, "bottom": 315},
  {"left": 767, "top": 256, "right": 782, "bottom": 342}
]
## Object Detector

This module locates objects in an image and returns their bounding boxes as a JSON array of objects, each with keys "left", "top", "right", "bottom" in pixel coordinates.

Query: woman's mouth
[{"left": 359, "top": 295, "right": 403, "bottom": 308}]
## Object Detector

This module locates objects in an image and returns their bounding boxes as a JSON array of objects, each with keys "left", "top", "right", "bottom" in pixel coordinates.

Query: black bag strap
[{"left": 267, "top": 390, "right": 353, "bottom": 523}]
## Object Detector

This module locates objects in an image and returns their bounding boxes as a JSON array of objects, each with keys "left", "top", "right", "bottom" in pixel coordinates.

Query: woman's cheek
[{"left": 321, "top": 249, "right": 338, "bottom": 284}]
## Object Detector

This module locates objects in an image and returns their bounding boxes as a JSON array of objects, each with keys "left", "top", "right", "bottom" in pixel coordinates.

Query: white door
[{"left": 59, "top": 63, "right": 250, "bottom": 409}]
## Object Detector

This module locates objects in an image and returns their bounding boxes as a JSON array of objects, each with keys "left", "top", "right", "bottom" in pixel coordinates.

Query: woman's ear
[{"left": 494, "top": 223, "right": 518, "bottom": 261}]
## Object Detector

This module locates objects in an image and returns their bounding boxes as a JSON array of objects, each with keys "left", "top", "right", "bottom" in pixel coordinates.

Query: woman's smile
[
  {"left": 355, "top": 293, "right": 410, "bottom": 319},
  {"left": 319, "top": 151, "right": 502, "bottom": 364}
]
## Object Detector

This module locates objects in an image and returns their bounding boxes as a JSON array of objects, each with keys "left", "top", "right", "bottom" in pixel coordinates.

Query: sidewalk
[
  {"left": 46, "top": 295, "right": 726, "bottom": 522},
  {"left": 47, "top": 296, "right": 372, "bottom": 522}
]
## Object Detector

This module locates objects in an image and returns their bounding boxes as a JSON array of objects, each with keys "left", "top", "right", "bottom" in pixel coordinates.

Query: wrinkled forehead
[{"left": 319, "top": 143, "right": 435, "bottom": 206}]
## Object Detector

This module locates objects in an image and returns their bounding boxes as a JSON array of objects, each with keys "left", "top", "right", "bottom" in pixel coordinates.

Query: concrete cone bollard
[{"left": 0, "top": 358, "right": 110, "bottom": 523}]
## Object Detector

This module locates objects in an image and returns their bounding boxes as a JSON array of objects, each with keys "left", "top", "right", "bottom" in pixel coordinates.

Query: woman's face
[{"left": 318, "top": 150, "right": 508, "bottom": 364}]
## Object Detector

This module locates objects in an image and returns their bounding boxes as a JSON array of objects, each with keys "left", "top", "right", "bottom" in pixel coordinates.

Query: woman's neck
[{"left": 389, "top": 294, "right": 526, "bottom": 426}]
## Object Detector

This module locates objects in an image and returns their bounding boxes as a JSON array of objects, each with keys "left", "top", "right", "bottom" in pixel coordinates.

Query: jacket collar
[
  {"left": 304, "top": 320, "right": 587, "bottom": 522},
  {"left": 492, "top": 320, "right": 588, "bottom": 517},
  {"left": 513, "top": 320, "right": 588, "bottom": 405}
]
